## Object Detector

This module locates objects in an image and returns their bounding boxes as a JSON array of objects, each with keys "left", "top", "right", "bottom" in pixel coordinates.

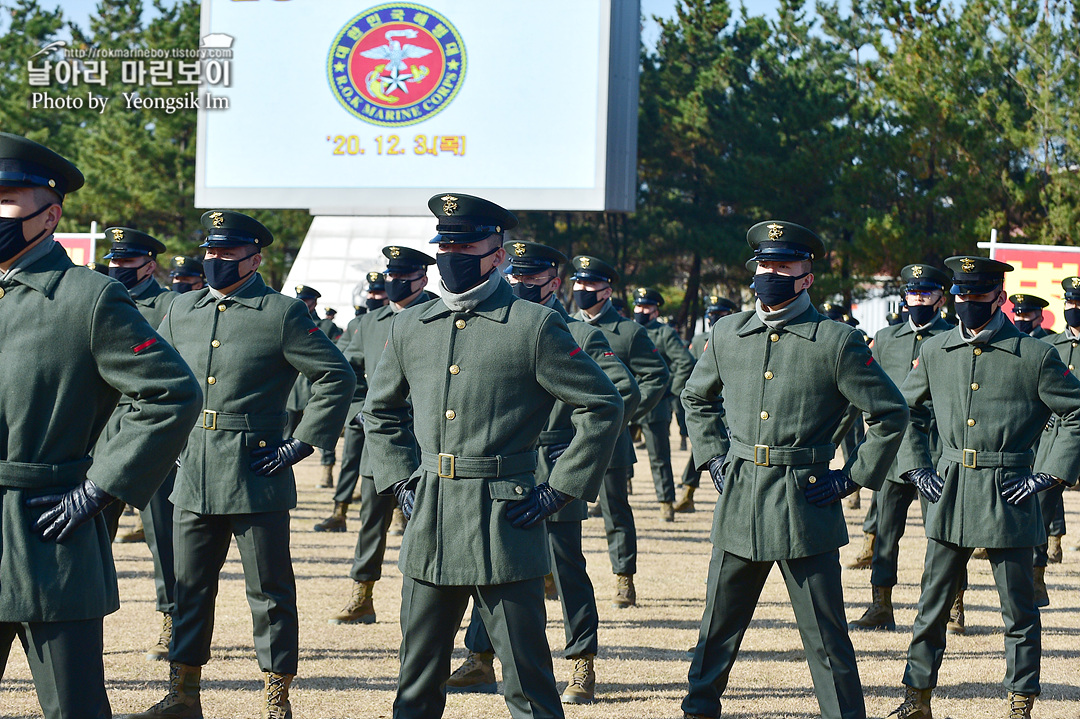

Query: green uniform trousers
[
  {"left": 904, "top": 541, "right": 1040, "bottom": 695},
  {"left": 332, "top": 425, "right": 364, "bottom": 504},
  {"left": 681, "top": 453, "right": 702, "bottom": 488},
  {"left": 464, "top": 520, "right": 599, "bottom": 659},
  {"left": 598, "top": 466, "right": 636, "bottom": 575},
  {"left": 0, "top": 618, "right": 109, "bottom": 719},
  {"left": 171, "top": 508, "right": 298, "bottom": 674},
  {"left": 641, "top": 397, "right": 676, "bottom": 503},
  {"left": 349, "top": 476, "right": 396, "bottom": 582},
  {"left": 395, "top": 576, "right": 563, "bottom": 719},
  {"left": 1033, "top": 485, "right": 1065, "bottom": 567},
  {"left": 861, "top": 491, "right": 878, "bottom": 535},
  {"left": 683, "top": 548, "right": 865, "bottom": 719}
]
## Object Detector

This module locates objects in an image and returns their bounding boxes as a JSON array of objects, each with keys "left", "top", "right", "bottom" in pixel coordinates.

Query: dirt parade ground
[{"left": 3, "top": 432, "right": 1079, "bottom": 719}]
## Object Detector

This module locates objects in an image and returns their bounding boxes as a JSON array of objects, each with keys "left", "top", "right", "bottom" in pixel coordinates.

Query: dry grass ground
[{"left": 3, "top": 433, "right": 1080, "bottom": 718}]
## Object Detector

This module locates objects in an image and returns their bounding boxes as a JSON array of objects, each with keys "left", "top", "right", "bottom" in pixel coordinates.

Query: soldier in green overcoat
[
  {"left": 363, "top": 194, "right": 623, "bottom": 719},
  {"left": 681, "top": 221, "right": 909, "bottom": 719},
  {"left": 447, "top": 241, "right": 640, "bottom": 703},
  {"left": 327, "top": 246, "right": 435, "bottom": 622},
  {"left": 887, "top": 257, "right": 1080, "bottom": 719},
  {"left": 133, "top": 211, "right": 355, "bottom": 719},
  {"left": 169, "top": 255, "right": 205, "bottom": 294},
  {"left": 571, "top": 255, "right": 670, "bottom": 608},
  {"left": 0, "top": 132, "right": 202, "bottom": 719},
  {"left": 632, "top": 287, "right": 696, "bottom": 522}
]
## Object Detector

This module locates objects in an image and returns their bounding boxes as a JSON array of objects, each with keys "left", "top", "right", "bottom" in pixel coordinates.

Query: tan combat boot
[
  {"left": 264, "top": 672, "right": 294, "bottom": 719},
  {"left": 845, "top": 488, "right": 861, "bottom": 509},
  {"left": 1007, "top": 691, "right": 1035, "bottom": 718},
  {"left": 560, "top": 654, "right": 595, "bottom": 704},
  {"left": 846, "top": 532, "right": 875, "bottom": 569},
  {"left": 848, "top": 585, "right": 895, "bottom": 631},
  {"left": 313, "top": 502, "right": 349, "bottom": 533},
  {"left": 659, "top": 501, "right": 675, "bottom": 522},
  {"left": 146, "top": 613, "right": 172, "bottom": 661},
  {"left": 446, "top": 651, "right": 497, "bottom": 693},
  {"left": 947, "top": 590, "right": 965, "bottom": 635},
  {"left": 328, "top": 580, "right": 376, "bottom": 625},
  {"left": 613, "top": 573, "right": 636, "bottom": 609},
  {"left": 673, "top": 485, "right": 696, "bottom": 513},
  {"left": 320, "top": 465, "right": 334, "bottom": 488},
  {"left": 972, "top": 547, "right": 989, "bottom": 559},
  {"left": 1047, "top": 534, "right": 1063, "bottom": 564},
  {"left": 1033, "top": 566, "right": 1049, "bottom": 607},
  {"left": 129, "top": 662, "right": 202, "bottom": 719},
  {"left": 887, "top": 685, "right": 933, "bottom": 718},
  {"left": 117, "top": 514, "right": 146, "bottom": 543},
  {"left": 389, "top": 507, "right": 408, "bottom": 536}
]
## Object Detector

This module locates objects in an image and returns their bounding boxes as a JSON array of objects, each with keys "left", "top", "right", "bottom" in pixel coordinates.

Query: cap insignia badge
[
  {"left": 512, "top": 243, "right": 526, "bottom": 257},
  {"left": 111, "top": 228, "right": 124, "bottom": 241},
  {"left": 209, "top": 211, "right": 224, "bottom": 227},
  {"left": 961, "top": 258, "right": 976, "bottom": 273},
  {"left": 767, "top": 223, "right": 784, "bottom": 240},
  {"left": 441, "top": 195, "right": 458, "bottom": 215}
]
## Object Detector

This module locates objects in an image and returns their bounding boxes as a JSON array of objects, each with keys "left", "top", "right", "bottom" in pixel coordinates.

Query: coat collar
[
  {"left": 193, "top": 273, "right": 268, "bottom": 309},
  {"left": 735, "top": 304, "right": 820, "bottom": 341},
  {"left": 130, "top": 276, "right": 168, "bottom": 305},
  {"left": 941, "top": 315, "right": 1023, "bottom": 355},
  {"left": 418, "top": 280, "right": 513, "bottom": 324},
  {"left": 2, "top": 242, "right": 72, "bottom": 298},
  {"left": 895, "top": 315, "right": 952, "bottom": 338},
  {"left": 381, "top": 290, "right": 434, "bottom": 321}
]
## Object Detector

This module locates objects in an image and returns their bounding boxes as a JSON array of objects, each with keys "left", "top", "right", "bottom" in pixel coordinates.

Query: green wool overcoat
[{"left": 643, "top": 318, "right": 696, "bottom": 423}]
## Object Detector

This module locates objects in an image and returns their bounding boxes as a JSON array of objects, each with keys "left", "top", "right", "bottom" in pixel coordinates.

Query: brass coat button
[
  {"left": 916, "top": 334, "right": 923, "bottom": 340},
  {"left": 1071, "top": 365, "right": 1075, "bottom": 371},
  {"left": 514, "top": 485, "right": 524, "bottom": 495},
  {"left": 967, "top": 418, "right": 976, "bottom": 427},
  {"left": 258, "top": 440, "right": 267, "bottom": 448},
  {"left": 764, "top": 371, "right": 774, "bottom": 380},
  {"left": 445, "top": 410, "right": 456, "bottom": 420},
  {"left": 449, "top": 365, "right": 460, "bottom": 375},
  {"left": 808, "top": 476, "right": 817, "bottom": 484},
  {"left": 0, "top": 287, "right": 5, "bottom": 299},
  {"left": 455, "top": 319, "right": 466, "bottom": 329},
  {"left": 217, "top": 304, "right": 226, "bottom": 312},
  {"left": 769, "top": 333, "right": 779, "bottom": 342},
  {"left": 207, "top": 376, "right": 216, "bottom": 385},
  {"left": 1073, "top": 342, "right": 1078, "bottom": 348},
  {"left": 760, "top": 411, "right": 769, "bottom": 420},
  {"left": 973, "top": 348, "right": 982, "bottom": 356},
  {"left": 211, "top": 340, "right": 220, "bottom": 348},
  {"left": 971, "top": 383, "right": 979, "bottom": 390}
]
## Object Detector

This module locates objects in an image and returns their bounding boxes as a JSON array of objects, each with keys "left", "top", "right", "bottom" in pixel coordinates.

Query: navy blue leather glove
[
  {"left": 546, "top": 443, "right": 570, "bottom": 464},
  {"left": 250, "top": 438, "right": 313, "bottom": 476},
  {"left": 392, "top": 478, "right": 417, "bottom": 520},
  {"left": 900, "top": 467, "right": 944, "bottom": 503},
  {"left": 505, "top": 482, "right": 572, "bottom": 529},
  {"left": 1001, "top": 472, "right": 1059, "bottom": 505},
  {"left": 804, "top": 469, "right": 858, "bottom": 507},
  {"left": 26, "top": 479, "right": 116, "bottom": 542},
  {"left": 708, "top": 455, "right": 726, "bottom": 494}
]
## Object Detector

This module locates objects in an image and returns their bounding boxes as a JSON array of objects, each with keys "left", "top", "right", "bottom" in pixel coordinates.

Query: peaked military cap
[
  {"left": 901, "top": 263, "right": 949, "bottom": 292},
  {"left": 747, "top": 220, "right": 826, "bottom": 262},
  {"left": 504, "top": 241, "right": 566, "bottom": 275},
  {"left": 86, "top": 261, "right": 109, "bottom": 275},
  {"left": 170, "top": 255, "right": 204, "bottom": 277},
  {"left": 705, "top": 295, "right": 739, "bottom": 313},
  {"left": 820, "top": 302, "right": 858, "bottom": 325},
  {"left": 325, "top": 308, "right": 337, "bottom": 317},
  {"left": 199, "top": 210, "right": 273, "bottom": 248},
  {"left": 294, "top": 285, "right": 321, "bottom": 300},
  {"left": 1061, "top": 276, "right": 1080, "bottom": 302},
  {"left": 1009, "top": 293, "right": 1049, "bottom": 313},
  {"left": 365, "top": 270, "right": 386, "bottom": 292},
  {"left": 102, "top": 227, "right": 166, "bottom": 259},
  {"left": 570, "top": 255, "right": 619, "bottom": 284},
  {"left": 382, "top": 245, "right": 436, "bottom": 273},
  {"left": 427, "top": 193, "right": 517, "bottom": 244},
  {"left": 634, "top": 287, "right": 664, "bottom": 307},
  {"left": 0, "top": 131, "right": 84, "bottom": 197},
  {"left": 944, "top": 255, "right": 1013, "bottom": 295}
]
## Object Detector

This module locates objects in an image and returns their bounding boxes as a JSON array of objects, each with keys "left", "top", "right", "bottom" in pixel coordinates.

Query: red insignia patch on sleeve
[
  {"left": 569, "top": 347, "right": 582, "bottom": 358},
  {"left": 865, "top": 357, "right": 874, "bottom": 366},
  {"left": 132, "top": 337, "right": 158, "bottom": 354},
  {"left": 603, "top": 351, "right": 615, "bottom": 357},
  {"left": 307, "top": 327, "right": 319, "bottom": 335},
  {"left": 1065, "top": 368, "right": 1071, "bottom": 377}
]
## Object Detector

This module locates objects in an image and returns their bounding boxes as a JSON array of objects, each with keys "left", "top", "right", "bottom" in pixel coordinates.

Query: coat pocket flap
[{"left": 488, "top": 480, "right": 531, "bottom": 501}]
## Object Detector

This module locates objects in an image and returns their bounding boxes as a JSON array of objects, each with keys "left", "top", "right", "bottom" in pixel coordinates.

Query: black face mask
[
  {"left": 1013, "top": 318, "right": 1034, "bottom": 335},
  {"left": 573, "top": 289, "right": 601, "bottom": 312},
  {"left": 706, "top": 312, "right": 722, "bottom": 328},
  {"left": 1065, "top": 308, "right": 1080, "bottom": 328},
  {"left": 108, "top": 262, "right": 149, "bottom": 290},
  {"left": 204, "top": 255, "right": 254, "bottom": 290},
  {"left": 512, "top": 278, "right": 553, "bottom": 304},
  {"left": 907, "top": 304, "right": 938, "bottom": 327},
  {"left": 754, "top": 271, "right": 809, "bottom": 307},
  {"left": 436, "top": 246, "right": 499, "bottom": 294},
  {"left": 634, "top": 310, "right": 652, "bottom": 325},
  {"left": 365, "top": 296, "right": 388, "bottom": 311},
  {"left": 955, "top": 298, "right": 997, "bottom": 330},
  {"left": 0, "top": 204, "right": 52, "bottom": 263},
  {"left": 172, "top": 282, "right": 194, "bottom": 294},
  {"left": 386, "top": 277, "right": 418, "bottom": 303}
]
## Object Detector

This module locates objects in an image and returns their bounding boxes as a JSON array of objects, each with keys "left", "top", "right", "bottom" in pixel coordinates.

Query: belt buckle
[
  {"left": 754, "top": 444, "right": 770, "bottom": 467},
  {"left": 438, "top": 453, "right": 455, "bottom": 479},
  {"left": 202, "top": 410, "right": 217, "bottom": 431},
  {"left": 962, "top": 448, "right": 977, "bottom": 469}
]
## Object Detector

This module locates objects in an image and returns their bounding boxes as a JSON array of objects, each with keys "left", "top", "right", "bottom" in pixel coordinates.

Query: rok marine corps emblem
[{"left": 327, "top": 4, "right": 467, "bottom": 127}]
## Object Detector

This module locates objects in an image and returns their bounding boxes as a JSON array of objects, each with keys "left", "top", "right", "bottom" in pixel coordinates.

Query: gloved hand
[
  {"left": 392, "top": 478, "right": 417, "bottom": 520},
  {"left": 546, "top": 443, "right": 570, "bottom": 464},
  {"left": 505, "top": 482, "right": 573, "bottom": 529},
  {"left": 804, "top": 469, "right": 858, "bottom": 507},
  {"left": 26, "top": 479, "right": 116, "bottom": 542},
  {"left": 707, "top": 455, "right": 726, "bottom": 495},
  {"left": 1001, "top": 472, "right": 1059, "bottom": 505},
  {"left": 900, "top": 467, "right": 944, "bottom": 503},
  {"left": 250, "top": 438, "right": 313, "bottom": 477},
  {"left": 350, "top": 411, "right": 365, "bottom": 429}
]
